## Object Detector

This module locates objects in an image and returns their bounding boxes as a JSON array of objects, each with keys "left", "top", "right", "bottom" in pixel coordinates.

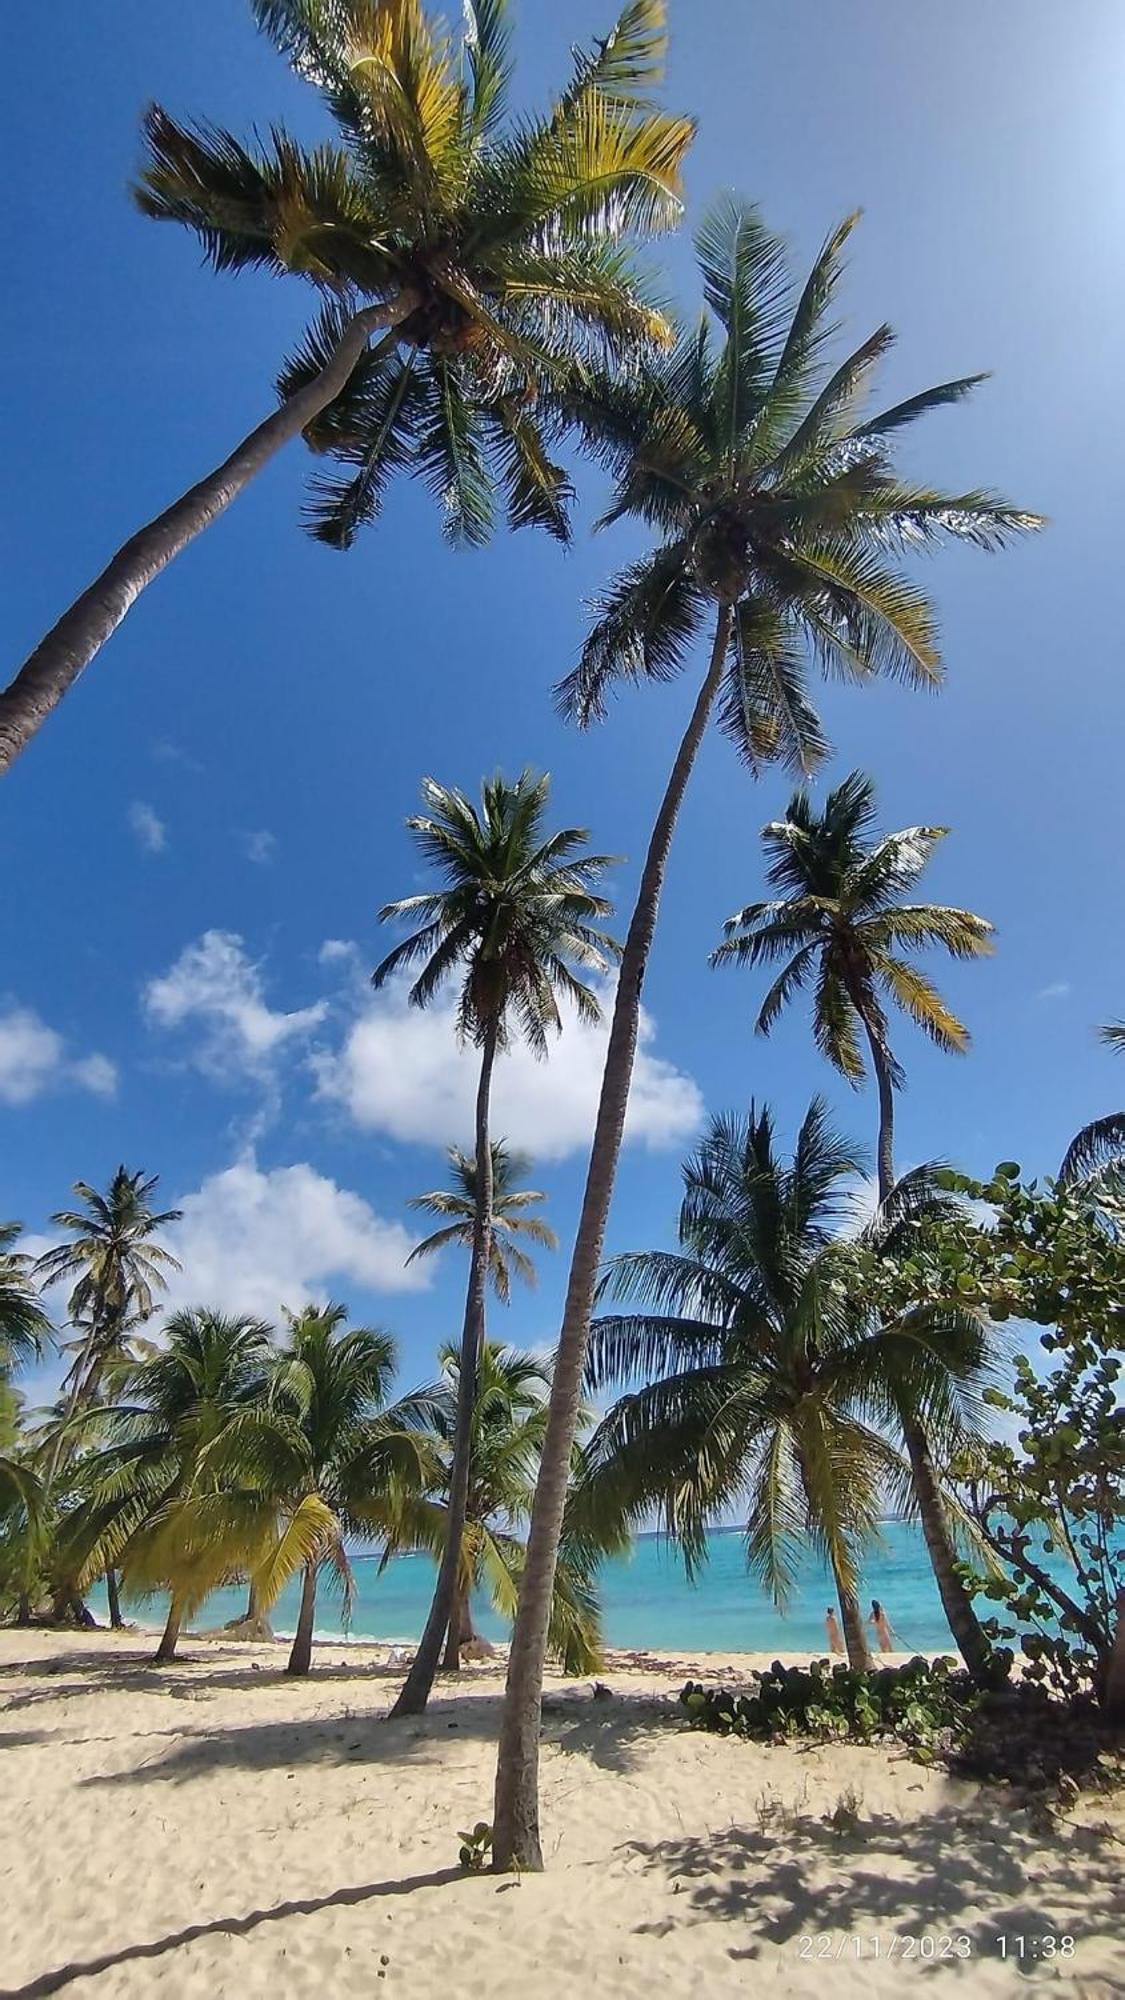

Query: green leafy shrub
[
  {"left": 680, "top": 1654, "right": 979, "bottom": 1750},
  {"left": 457, "top": 1821, "right": 493, "bottom": 1871}
]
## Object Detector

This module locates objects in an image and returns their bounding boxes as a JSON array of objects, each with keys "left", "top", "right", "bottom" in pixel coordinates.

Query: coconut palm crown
[
  {"left": 374, "top": 769, "right": 620, "bottom": 1045},
  {"left": 139, "top": 0, "right": 694, "bottom": 551},
  {"left": 557, "top": 198, "right": 1041, "bottom": 754},
  {"left": 407, "top": 1142, "right": 557, "bottom": 1300},
  {"left": 0, "top": 1224, "right": 51, "bottom": 1378},
  {"left": 711, "top": 771, "right": 993, "bottom": 1197},
  {"left": 34, "top": 1169, "right": 183, "bottom": 1415}
]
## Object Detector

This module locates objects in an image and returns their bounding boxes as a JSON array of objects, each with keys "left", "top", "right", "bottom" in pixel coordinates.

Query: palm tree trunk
[
  {"left": 105, "top": 1567, "right": 123, "bottom": 1630},
  {"left": 391, "top": 1024, "right": 499, "bottom": 1717},
  {"left": 855, "top": 1008, "right": 897, "bottom": 1210},
  {"left": 16, "top": 1592, "right": 32, "bottom": 1627},
  {"left": 855, "top": 1006, "right": 995, "bottom": 1682},
  {"left": 442, "top": 1582, "right": 474, "bottom": 1671},
  {"left": 1105, "top": 1589, "right": 1125, "bottom": 1722},
  {"left": 492, "top": 604, "right": 734, "bottom": 1871},
  {"left": 0, "top": 294, "right": 416, "bottom": 775},
  {"left": 902, "top": 1418, "right": 992, "bottom": 1679},
  {"left": 153, "top": 1598, "right": 181, "bottom": 1665},
  {"left": 837, "top": 1576, "right": 872, "bottom": 1670},
  {"left": 287, "top": 1563, "right": 319, "bottom": 1676}
]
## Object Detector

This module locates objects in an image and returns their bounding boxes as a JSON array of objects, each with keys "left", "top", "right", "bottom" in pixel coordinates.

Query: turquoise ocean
[{"left": 95, "top": 1520, "right": 1000, "bottom": 1656}]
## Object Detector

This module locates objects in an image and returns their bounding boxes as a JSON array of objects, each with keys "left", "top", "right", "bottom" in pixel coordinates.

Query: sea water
[{"left": 94, "top": 1520, "right": 1003, "bottom": 1655}]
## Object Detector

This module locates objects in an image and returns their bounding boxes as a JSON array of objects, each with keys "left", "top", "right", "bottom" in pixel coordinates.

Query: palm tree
[
  {"left": 1060, "top": 1022, "right": 1125, "bottom": 1197},
  {"left": 712, "top": 772, "right": 992, "bottom": 1207},
  {"left": 66, "top": 1310, "right": 275, "bottom": 1662},
  {"left": 34, "top": 1168, "right": 181, "bottom": 1627},
  {"left": 493, "top": 197, "right": 1039, "bottom": 1868},
  {"left": 708, "top": 775, "right": 995, "bottom": 1676},
  {"left": 0, "top": 0, "right": 693, "bottom": 772},
  {"left": 251, "top": 1303, "right": 441, "bottom": 1675},
  {"left": 0, "top": 1223, "right": 51, "bottom": 1377},
  {"left": 385, "top": 1342, "right": 615, "bottom": 1674},
  {"left": 375, "top": 770, "right": 618, "bottom": 1714},
  {"left": 35, "top": 1168, "right": 182, "bottom": 1422},
  {"left": 407, "top": 1143, "right": 557, "bottom": 1303},
  {"left": 581, "top": 1105, "right": 989, "bottom": 1670}
]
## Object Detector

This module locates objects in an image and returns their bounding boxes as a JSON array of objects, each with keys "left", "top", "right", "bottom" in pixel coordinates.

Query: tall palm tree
[
  {"left": 375, "top": 770, "right": 618, "bottom": 1714},
  {"left": 712, "top": 772, "right": 993, "bottom": 1206},
  {"left": 384, "top": 1343, "right": 613, "bottom": 1674},
  {"left": 35, "top": 1168, "right": 181, "bottom": 1627},
  {"left": 493, "top": 197, "right": 1039, "bottom": 1869},
  {"left": 0, "top": 0, "right": 693, "bottom": 773},
  {"left": 251, "top": 1303, "right": 441, "bottom": 1675},
  {"left": 35, "top": 1168, "right": 182, "bottom": 1422},
  {"left": 407, "top": 1142, "right": 557, "bottom": 1303},
  {"left": 0, "top": 1223, "right": 51, "bottom": 1377},
  {"left": 66, "top": 1310, "right": 275, "bottom": 1662},
  {"left": 580, "top": 1105, "right": 989, "bottom": 1669},
  {"left": 708, "top": 774, "right": 995, "bottom": 1677}
]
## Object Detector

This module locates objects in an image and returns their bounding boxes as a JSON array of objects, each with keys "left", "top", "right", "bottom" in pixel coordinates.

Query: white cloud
[
  {"left": 128, "top": 801, "right": 167, "bottom": 855},
  {"left": 143, "top": 931, "right": 326, "bottom": 1081},
  {"left": 0, "top": 1002, "right": 117, "bottom": 1107},
  {"left": 162, "top": 1156, "right": 426, "bottom": 1321},
  {"left": 319, "top": 939, "right": 359, "bottom": 967},
  {"left": 1036, "top": 981, "right": 1071, "bottom": 1002},
  {"left": 241, "top": 829, "right": 276, "bottom": 866},
  {"left": 152, "top": 738, "right": 204, "bottom": 775},
  {"left": 313, "top": 974, "right": 703, "bottom": 1162}
]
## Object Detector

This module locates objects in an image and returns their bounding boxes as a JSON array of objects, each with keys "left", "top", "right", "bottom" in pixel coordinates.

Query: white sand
[{"left": 1, "top": 1629, "right": 1122, "bottom": 1998}]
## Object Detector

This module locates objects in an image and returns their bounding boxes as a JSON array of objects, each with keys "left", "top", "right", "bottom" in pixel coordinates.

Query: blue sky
[{"left": 3, "top": 1, "right": 1124, "bottom": 1402}]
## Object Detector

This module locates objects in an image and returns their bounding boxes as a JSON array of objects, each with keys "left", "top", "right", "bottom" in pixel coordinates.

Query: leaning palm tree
[
  {"left": 581, "top": 1105, "right": 989, "bottom": 1671},
  {"left": 249, "top": 1303, "right": 441, "bottom": 1675},
  {"left": 384, "top": 1342, "right": 615, "bottom": 1674},
  {"left": 711, "top": 772, "right": 993, "bottom": 1209},
  {"left": 65, "top": 1309, "right": 275, "bottom": 1662},
  {"left": 493, "top": 196, "right": 1039, "bottom": 1868},
  {"left": 0, "top": 1223, "right": 52, "bottom": 1377},
  {"left": 375, "top": 770, "right": 618, "bottom": 1714},
  {"left": 407, "top": 1143, "right": 556, "bottom": 1303},
  {"left": 0, "top": 0, "right": 693, "bottom": 772}
]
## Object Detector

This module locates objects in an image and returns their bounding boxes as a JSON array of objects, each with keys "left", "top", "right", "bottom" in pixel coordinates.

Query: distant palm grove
[{"left": 3, "top": 0, "right": 1122, "bottom": 1886}]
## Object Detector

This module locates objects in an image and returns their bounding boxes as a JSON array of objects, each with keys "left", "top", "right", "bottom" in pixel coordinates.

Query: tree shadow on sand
[
  {"left": 623, "top": 1802, "right": 1125, "bottom": 1973},
  {"left": 74, "top": 1690, "right": 674, "bottom": 1788},
  {"left": 0, "top": 1644, "right": 414, "bottom": 1711},
  {"left": 0, "top": 1866, "right": 466, "bottom": 1999}
]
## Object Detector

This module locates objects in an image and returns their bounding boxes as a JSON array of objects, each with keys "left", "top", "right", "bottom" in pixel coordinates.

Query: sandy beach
[{"left": 1, "top": 1629, "right": 1122, "bottom": 1998}]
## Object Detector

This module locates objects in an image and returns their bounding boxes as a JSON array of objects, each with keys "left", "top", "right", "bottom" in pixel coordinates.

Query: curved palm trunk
[
  {"left": 856, "top": 1007, "right": 994, "bottom": 1682},
  {"left": 287, "top": 1562, "right": 319, "bottom": 1676},
  {"left": 153, "top": 1597, "right": 182, "bottom": 1665},
  {"left": 492, "top": 605, "right": 734, "bottom": 1871},
  {"left": 105, "top": 1567, "right": 123, "bottom": 1631},
  {"left": 0, "top": 296, "right": 414, "bottom": 775},
  {"left": 391, "top": 1024, "right": 498, "bottom": 1717}
]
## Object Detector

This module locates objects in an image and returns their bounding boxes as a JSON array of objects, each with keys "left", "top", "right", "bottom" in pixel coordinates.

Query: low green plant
[
  {"left": 680, "top": 1654, "right": 978, "bottom": 1750},
  {"left": 457, "top": 1821, "right": 493, "bottom": 1872}
]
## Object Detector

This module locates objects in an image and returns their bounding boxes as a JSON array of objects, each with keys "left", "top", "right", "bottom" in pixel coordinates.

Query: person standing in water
[
  {"left": 825, "top": 1607, "right": 844, "bottom": 1654},
  {"left": 869, "top": 1599, "right": 896, "bottom": 1652}
]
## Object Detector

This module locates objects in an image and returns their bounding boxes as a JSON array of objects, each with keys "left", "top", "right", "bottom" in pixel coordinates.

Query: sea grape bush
[
  {"left": 679, "top": 1655, "right": 976, "bottom": 1749},
  {"left": 854, "top": 1165, "right": 1125, "bottom": 1712}
]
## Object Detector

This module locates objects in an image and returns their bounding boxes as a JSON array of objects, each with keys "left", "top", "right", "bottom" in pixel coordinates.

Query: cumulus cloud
[
  {"left": 313, "top": 974, "right": 703, "bottom": 1161},
  {"left": 143, "top": 931, "right": 326, "bottom": 1081},
  {"left": 128, "top": 801, "right": 167, "bottom": 854},
  {"left": 319, "top": 939, "right": 360, "bottom": 967},
  {"left": 161, "top": 1156, "right": 425, "bottom": 1321},
  {"left": 0, "top": 1002, "right": 117, "bottom": 1107}
]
